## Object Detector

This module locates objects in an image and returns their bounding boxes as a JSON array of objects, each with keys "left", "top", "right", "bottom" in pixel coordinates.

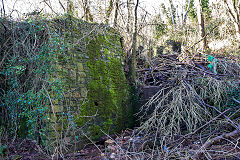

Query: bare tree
[
  {"left": 81, "top": 0, "right": 93, "bottom": 22},
  {"left": 1, "top": 0, "right": 5, "bottom": 17},
  {"left": 169, "top": 0, "right": 176, "bottom": 29},
  {"left": 113, "top": 0, "right": 120, "bottom": 27},
  {"left": 127, "top": 0, "right": 134, "bottom": 32},
  {"left": 183, "top": 0, "right": 192, "bottom": 24},
  {"left": 129, "top": 0, "right": 139, "bottom": 84},
  {"left": 67, "top": 0, "right": 74, "bottom": 14},
  {"left": 105, "top": 0, "right": 114, "bottom": 24},
  {"left": 223, "top": 0, "right": 240, "bottom": 40},
  {"left": 196, "top": 0, "right": 207, "bottom": 50}
]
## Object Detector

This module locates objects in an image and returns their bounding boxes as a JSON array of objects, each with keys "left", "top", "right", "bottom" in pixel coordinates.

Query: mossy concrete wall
[{"left": 50, "top": 16, "right": 131, "bottom": 141}]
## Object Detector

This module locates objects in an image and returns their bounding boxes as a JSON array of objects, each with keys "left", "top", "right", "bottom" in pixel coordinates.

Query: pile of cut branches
[{"left": 134, "top": 53, "right": 240, "bottom": 159}]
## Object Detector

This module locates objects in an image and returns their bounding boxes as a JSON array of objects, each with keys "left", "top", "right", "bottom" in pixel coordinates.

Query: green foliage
[
  {"left": 0, "top": 18, "right": 65, "bottom": 143},
  {"left": 202, "top": 0, "right": 211, "bottom": 21},
  {"left": 196, "top": 77, "right": 240, "bottom": 117},
  {"left": 152, "top": 13, "right": 168, "bottom": 39},
  {"left": 154, "top": 21, "right": 168, "bottom": 39},
  {"left": 226, "top": 85, "right": 240, "bottom": 118},
  {"left": 188, "top": 0, "right": 211, "bottom": 22},
  {"left": 188, "top": 0, "right": 197, "bottom": 21}
]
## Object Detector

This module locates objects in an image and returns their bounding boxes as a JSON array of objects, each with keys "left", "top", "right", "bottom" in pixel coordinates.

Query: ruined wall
[
  {"left": 52, "top": 17, "right": 131, "bottom": 141},
  {"left": 0, "top": 16, "right": 131, "bottom": 151},
  {"left": 48, "top": 16, "right": 132, "bottom": 145}
]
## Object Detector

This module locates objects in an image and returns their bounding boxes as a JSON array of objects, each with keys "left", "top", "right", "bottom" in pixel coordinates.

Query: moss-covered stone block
[
  {"left": 73, "top": 35, "right": 129, "bottom": 140},
  {"left": 48, "top": 16, "right": 131, "bottom": 142},
  {"left": 0, "top": 15, "right": 132, "bottom": 151}
]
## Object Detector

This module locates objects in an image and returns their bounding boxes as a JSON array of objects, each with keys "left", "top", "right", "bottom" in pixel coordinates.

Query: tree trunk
[
  {"left": 113, "top": 0, "right": 120, "bottom": 27},
  {"left": 1, "top": 0, "right": 5, "bottom": 17},
  {"left": 234, "top": 22, "right": 240, "bottom": 40},
  {"left": 183, "top": 0, "right": 192, "bottom": 24},
  {"left": 129, "top": 0, "right": 139, "bottom": 84},
  {"left": 105, "top": 0, "right": 114, "bottom": 24},
  {"left": 82, "top": 0, "right": 93, "bottom": 22},
  {"left": 169, "top": 0, "right": 176, "bottom": 29},
  {"left": 196, "top": 0, "right": 207, "bottom": 50},
  {"left": 127, "top": 0, "right": 134, "bottom": 33}
]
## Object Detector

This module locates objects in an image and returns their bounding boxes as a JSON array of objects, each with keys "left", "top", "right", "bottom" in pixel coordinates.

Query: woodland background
[{"left": 0, "top": 0, "right": 240, "bottom": 159}]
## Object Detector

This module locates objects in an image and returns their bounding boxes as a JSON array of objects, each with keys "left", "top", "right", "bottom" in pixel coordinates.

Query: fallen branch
[
  {"left": 233, "top": 97, "right": 240, "bottom": 104},
  {"left": 183, "top": 80, "right": 239, "bottom": 129},
  {"left": 192, "top": 127, "right": 240, "bottom": 159},
  {"left": 167, "top": 109, "right": 230, "bottom": 147},
  {"left": 187, "top": 109, "right": 230, "bottom": 136}
]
